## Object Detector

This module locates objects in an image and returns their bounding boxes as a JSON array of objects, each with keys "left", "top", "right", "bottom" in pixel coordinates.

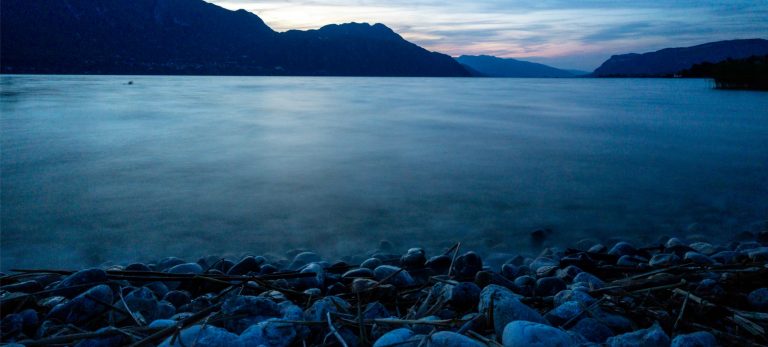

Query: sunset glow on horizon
[{"left": 210, "top": 0, "right": 768, "bottom": 70}]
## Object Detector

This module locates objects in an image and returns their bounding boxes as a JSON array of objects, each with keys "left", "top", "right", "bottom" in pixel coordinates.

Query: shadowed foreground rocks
[{"left": 1, "top": 229, "right": 767, "bottom": 346}]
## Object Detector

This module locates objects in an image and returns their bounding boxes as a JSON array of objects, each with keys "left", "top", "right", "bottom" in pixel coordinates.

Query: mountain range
[
  {"left": 455, "top": 55, "right": 576, "bottom": 78},
  {"left": 593, "top": 39, "right": 768, "bottom": 77},
  {"left": 0, "top": 0, "right": 468, "bottom": 76}
]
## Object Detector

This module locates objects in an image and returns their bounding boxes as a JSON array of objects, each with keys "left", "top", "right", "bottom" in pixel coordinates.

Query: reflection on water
[{"left": 1, "top": 75, "right": 767, "bottom": 269}]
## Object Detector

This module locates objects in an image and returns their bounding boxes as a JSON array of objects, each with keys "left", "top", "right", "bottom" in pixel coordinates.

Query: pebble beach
[{"left": 2, "top": 228, "right": 767, "bottom": 347}]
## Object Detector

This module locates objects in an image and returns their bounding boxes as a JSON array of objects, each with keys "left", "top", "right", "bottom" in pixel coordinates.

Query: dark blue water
[{"left": 2, "top": 75, "right": 767, "bottom": 269}]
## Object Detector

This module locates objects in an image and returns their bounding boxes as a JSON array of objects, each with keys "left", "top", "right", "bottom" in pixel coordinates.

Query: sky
[{"left": 209, "top": 1, "right": 768, "bottom": 71}]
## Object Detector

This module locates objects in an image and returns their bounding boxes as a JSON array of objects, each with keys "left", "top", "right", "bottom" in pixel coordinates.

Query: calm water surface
[{"left": 1, "top": 76, "right": 767, "bottom": 269}]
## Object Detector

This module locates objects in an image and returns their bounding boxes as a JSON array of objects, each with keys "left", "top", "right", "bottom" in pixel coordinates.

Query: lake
[{"left": 1, "top": 75, "right": 767, "bottom": 270}]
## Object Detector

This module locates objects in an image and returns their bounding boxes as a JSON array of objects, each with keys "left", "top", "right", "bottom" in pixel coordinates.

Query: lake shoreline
[{"left": 2, "top": 229, "right": 767, "bottom": 346}]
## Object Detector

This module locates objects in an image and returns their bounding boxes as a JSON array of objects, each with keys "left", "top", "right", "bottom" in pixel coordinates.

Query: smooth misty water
[{"left": 1, "top": 75, "right": 767, "bottom": 270}]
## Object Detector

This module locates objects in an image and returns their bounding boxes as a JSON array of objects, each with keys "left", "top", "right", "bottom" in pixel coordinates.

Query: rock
[
  {"left": 166, "top": 263, "right": 203, "bottom": 275},
  {"left": 478, "top": 285, "right": 545, "bottom": 336},
  {"left": 617, "top": 255, "right": 648, "bottom": 267},
  {"left": 373, "top": 265, "right": 415, "bottom": 287},
  {"left": 1, "top": 313, "right": 23, "bottom": 340},
  {"left": 374, "top": 328, "right": 415, "bottom": 347},
  {"left": 454, "top": 252, "right": 483, "bottom": 279},
  {"left": 502, "top": 320, "right": 575, "bottom": 347},
  {"left": 609, "top": 242, "right": 637, "bottom": 257},
  {"left": 670, "top": 331, "right": 717, "bottom": 347},
  {"left": 159, "top": 325, "right": 241, "bottom": 347},
  {"left": 688, "top": 242, "right": 717, "bottom": 255},
  {"left": 364, "top": 302, "right": 391, "bottom": 319},
  {"left": 425, "top": 255, "right": 452, "bottom": 274},
  {"left": 529, "top": 257, "right": 558, "bottom": 272},
  {"left": 570, "top": 317, "right": 614, "bottom": 343},
  {"left": 157, "top": 257, "right": 186, "bottom": 270},
  {"left": 683, "top": 252, "right": 714, "bottom": 265},
  {"left": 239, "top": 318, "right": 296, "bottom": 347},
  {"left": 289, "top": 252, "right": 322, "bottom": 270},
  {"left": 694, "top": 279, "right": 724, "bottom": 300},
  {"left": 123, "top": 287, "right": 158, "bottom": 322},
  {"left": 535, "top": 277, "right": 566, "bottom": 297},
  {"left": 304, "top": 296, "right": 350, "bottom": 321},
  {"left": 573, "top": 272, "right": 604, "bottom": 289},
  {"left": 428, "top": 331, "right": 485, "bottom": 347},
  {"left": 163, "top": 290, "right": 191, "bottom": 308},
  {"left": 746, "top": 247, "right": 768, "bottom": 262},
  {"left": 588, "top": 244, "right": 607, "bottom": 253},
  {"left": 501, "top": 264, "right": 528, "bottom": 280},
  {"left": 545, "top": 301, "right": 585, "bottom": 326},
  {"left": 513, "top": 275, "right": 536, "bottom": 297},
  {"left": 227, "top": 256, "right": 262, "bottom": 275},
  {"left": 535, "top": 265, "right": 559, "bottom": 278},
  {"left": 125, "top": 263, "right": 152, "bottom": 271},
  {"left": 361, "top": 258, "right": 383, "bottom": 270},
  {"left": 556, "top": 265, "right": 583, "bottom": 282},
  {"left": 649, "top": 254, "right": 680, "bottom": 267},
  {"left": 260, "top": 264, "right": 278, "bottom": 274},
  {"left": 606, "top": 323, "right": 669, "bottom": 347},
  {"left": 447, "top": 282, "right": 481, "bottom": 311},
  {"left": 298, "top": 262, "right": 326, "bottom": 289},
  {"left": 710, "top": 251, "right": 745, "bottom": 264},
  {"left": 221, "top": 296, "right": 281, "bottom": 333},
  {"left": 553, "top": 289, "right": 596, "bottom": 307},
  {"left": 47, "top": 284, "right": 113, "bottom": 326},
  {"left": 665, "top": 238, "right": 685, "bottom": 248},
  {"left": 144, "top": 281, "right": 169, "bottom": 299},
  {"left": 53, "top": 268, "right": 107, "bottom": 297},
  {"left": 593, "top": 311, "right": 633, "bottom": 333},
  {"left": 156, "top": 300, "right": 176, "bottom": 320},
  {"left": 401, "top": 248, "right": 426, "bottom": 269},
  {"left": 748, "top": 288, "right": 768, "bottom": 311},
  {"left": 352, "top": 278, "right": 379, "bottom": 293},
  {"left": 74, "top": 327, "right": 128, "bottom": 347},
  {"left": 342, "top": 268, "right": 374, "bottom": 279}
]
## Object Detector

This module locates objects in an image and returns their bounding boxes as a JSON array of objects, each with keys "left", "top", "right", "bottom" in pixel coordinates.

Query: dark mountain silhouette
[
  {"left": 455, "top": 55, "right": 575, "bottom": 78},
  {"left": 680, "top": 55, "right": 768, "bottom": 90},
  {"left": 0, "top": 0, "right": 469, "bottom": 77},
  {"left": 593, "top": 39, "right": 768, "bottom": 77}
]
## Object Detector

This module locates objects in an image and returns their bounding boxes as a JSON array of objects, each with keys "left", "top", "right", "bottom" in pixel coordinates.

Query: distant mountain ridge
[
  {"left": 456, "top": 55, "right": 575, "bottom": 77},
  {"left": 0, "top": 0, "right": 469, "bottom": 77},
  {"left": 593, "top": 39, "right": 768, "bottom": 77}
]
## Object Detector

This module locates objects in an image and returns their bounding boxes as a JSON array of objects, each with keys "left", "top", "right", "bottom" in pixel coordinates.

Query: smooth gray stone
[
  {"left": 478, "top": 285, "right": 545, "bottom": 336},
  {"left": 502, "top": 320, "right": 575, "bottom": 347}
]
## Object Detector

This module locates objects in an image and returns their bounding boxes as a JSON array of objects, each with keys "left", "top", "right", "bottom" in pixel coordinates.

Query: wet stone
[
  {"left": 227, "top": 256, "right": 262, "bottom": 275},
  {"left": 446, "top": 282, "right": 481, "bottom": 311},
  {"left": 239, "top": 318, "right": 297, "bottom": 347},
  {"left": 47, "top": 284, "right": 114, "bottom": 326},
  {"left": 570, "top": 317, "right": 614, "bottom": 343},
  {"left": 710, "top": 251, "right": 745, "bottom": 264},
  {"left": 304, "top": 296, "right": 350, "bottom": 321},
  {"left": 157, "top": 257, "right": 186, "bottom": 271},
  {"left": 423, "top": 255, "right": 450, "bottom": 274},
  {"left": 159, "top": 325, "right": 240, "bottom": 347},
  {"left": 401, "top": 248, "right": 426, "bottom": 269},
  {"left": 748, "top": 288, "right": 768, "bottom": 311},
  {"left": 166, "top": 263, "right": 203, "bottom": 275},
  {"left": 606, "top": 323, "right": 669, "bottom": 347},
  {"left": 374, "top": 328, "right": 415, "bottom": 347},
  {"left": 221, "top": 295, "right": 281, "bottom": 334},
  {"left": 479, "top": 285, "right": 545, "bottom": 336},
  {"left": 688, "top": 242, "right": 717, "bottom": 255},
  {"left": 0, "top": 280, "right": 42, "bottom": 294},
  {"left": 342, "top": 268, "right": 374, "bottom": 279},
  {"left": 553, "top": 289, "right": 596, "bottom": 307},
  {"left": 454, "top": 252, "right": 483, "bottom": 279},
  {"left": 535, "top": 277, "right": 566, "bottom": 297},
  {"left": 361, "top": 258, "right": 383, "bottom": 270},
  {"left": 649, "top": 253, "right": 681, "bottom": 267},
  {"left": 609, "top": 242, "right": 637, "bottom": 257},
  {"left": 502, "top": 320, "right": 575, "bottom": 347},
  {"left": 52, "top": 268, "right": 107, "bottom": 297},
  {"left": 671, "top": 331, "right": 717, "bottom": 347},
  {"left": 373, "top": 265, "right": 415, "bottom": 287},
  {"left": 162, "top": 290, "right": 191, "bottom": 308},
  {"left": 290, "top": 252, "right": 322, "bottom": 270},
  {"left": 588, "top": 244, "right": 607, "bottom": 253},
  {"left": 617, "top": 255, "right": 648, "bottom": 267},
  {"left": 683, "top": 252, "right": 714, "bottom": 265},
  {"left": 74, "top": 327, "right": 128, "bottom": 347},
  {"left": 429, "top": 331, "right": 485, "bottom": 347},
  {"left": 545, "top": 300, "right": 585, "bottom": 326},
  {"left": 572, "top": 272, "right": 604, "bottom": 289}
]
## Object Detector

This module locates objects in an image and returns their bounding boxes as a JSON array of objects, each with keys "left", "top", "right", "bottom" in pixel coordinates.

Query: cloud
[{"left": 209, "top": 0, "right": 768, "bottom": 70}]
